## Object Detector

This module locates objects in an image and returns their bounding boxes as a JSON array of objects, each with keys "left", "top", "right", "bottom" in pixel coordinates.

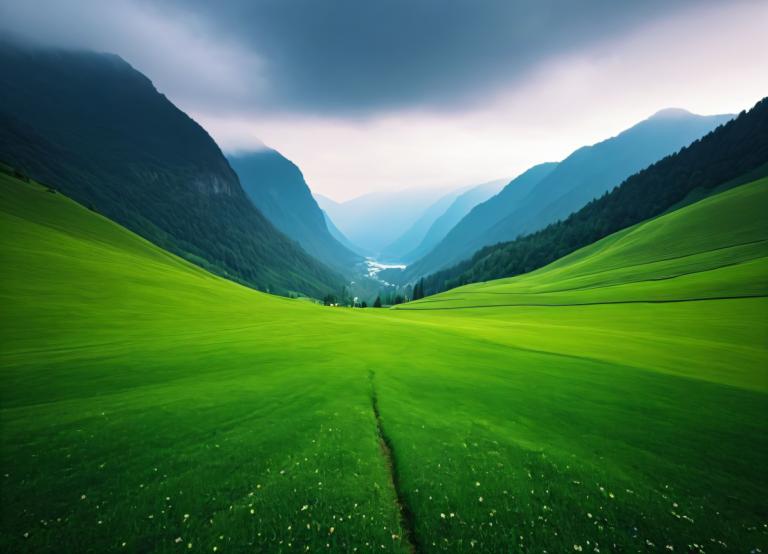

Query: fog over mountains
[
  {"left": 0, "top": 39, "right": 744, "bottom": 304},
  {"left": 314, "top": 188, "right": 457, "bottom": 255},
  {"left": 401, "top": 108, "right": 732, "bottom": 281},
  {"left": 228, "top": 150, "right": 361, "bottom": 274},
  {"left": 0, "top": 41, "right": 345, "bottom": 297}
]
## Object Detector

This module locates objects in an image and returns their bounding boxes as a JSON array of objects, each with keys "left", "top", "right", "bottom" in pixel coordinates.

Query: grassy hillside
[
  {"left": 398, "top": 177, "right": 768, "bottom": 389},
  {"left": 1, "top": 172, "right": 766, "bottom": 552},
  {"left": 404, "top": 110, "right": 731, "bottom": 281},
  {"left": 421, "top": 97, "right": 768, "bottom": 294},
  {"left": 0, "top": 42, "right": 343, "bottom": 298}
]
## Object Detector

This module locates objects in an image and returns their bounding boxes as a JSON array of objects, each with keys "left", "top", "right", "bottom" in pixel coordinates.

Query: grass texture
[{"left": 1, "top": 173, "right": 766, "bottom": 552}]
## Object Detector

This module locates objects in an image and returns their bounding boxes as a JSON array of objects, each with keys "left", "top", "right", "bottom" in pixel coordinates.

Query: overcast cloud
[{"left": 1, "top": 0, "right": 766, "bottom": 199}]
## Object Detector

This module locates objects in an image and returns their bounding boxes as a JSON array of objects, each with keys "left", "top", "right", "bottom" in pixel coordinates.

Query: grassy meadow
[{"left": 1, "top": 172, "right": 766, "bottom": 552}]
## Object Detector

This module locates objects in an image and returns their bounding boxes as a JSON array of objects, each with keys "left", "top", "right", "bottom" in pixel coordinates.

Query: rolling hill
[
  {"left": 0, "top": 41, "right": 342, "bottom": 297},
  {"left": 400, "top": 178, "right": 768, "bottom": 320},
  {"left": 421, "top": 98, "right": 768, "bottom": 294},
  {"left": 405, "top": 109, "right": 732, "bottom": 280},
  {"left": 228, "top": 149, "right": 361, "bottom": 273},
  {"left": 1, "top": 158, "right": 765, "bottom": 553}
]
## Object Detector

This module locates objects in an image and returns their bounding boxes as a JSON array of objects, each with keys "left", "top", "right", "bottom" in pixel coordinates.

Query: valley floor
[{"left": 1, "top": 174, "right": 766, "bottom": 552}]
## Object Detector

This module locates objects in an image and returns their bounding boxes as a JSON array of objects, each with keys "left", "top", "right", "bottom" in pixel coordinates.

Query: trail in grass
[
  {"left": 369, "top": 371, "right": 420, "bottom": 553},
  {"left": 2, "top": 173, "right": 766, "bottom": 552}
]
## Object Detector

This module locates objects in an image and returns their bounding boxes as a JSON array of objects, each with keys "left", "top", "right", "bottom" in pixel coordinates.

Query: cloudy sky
[{"left": 1, "top": 0, "right": 766, "bottom": 200}]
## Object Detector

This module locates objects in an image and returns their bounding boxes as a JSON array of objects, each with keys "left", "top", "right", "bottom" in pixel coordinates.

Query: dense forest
[
  {"left": 421, "top": 97, "right": 768, "bottom": 295},
  {"left": 0, "top": 42, "right": 344, "bottom": 298},
  {"left": 228, "top": 150, "right": 361, "bottom": 274}
]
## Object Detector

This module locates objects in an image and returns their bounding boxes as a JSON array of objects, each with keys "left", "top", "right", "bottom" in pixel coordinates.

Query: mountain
[
  {"left": 314, "top": 194, "right": 370, "bottom": 256},
  {"left": 0, "top": 41, "right": 342, "bottom": 297},
  {"left": 419, "top": 97, "right": 768, "bottom": 294},
  {"left": 227, "top": 150, "right": 361, "bottom": 273},
  {"left": 400, "top": 176, "right": 768, "bottom": 311},
  {"left": 321, "top": 209, "right": 367, "bottom": 256},
  {"left": 377, "top": 185, "right": 473, "bottom": 262},
  {"left": 402, "top": 163, "right": 557, "bottom": 279},
  {"left": 401, "top": 178, "right": 507, "bottom": 263},
  {"left": 404, "top": 109, "right": 732, "bottom": 280},
  {"left": 314, "top": 187, "right": 458, "bottom": 255}
]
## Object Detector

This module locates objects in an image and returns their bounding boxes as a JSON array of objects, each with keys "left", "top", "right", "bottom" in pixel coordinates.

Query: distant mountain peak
[{"left": 648, "top": 107, "right": 695, "bottom": 119}]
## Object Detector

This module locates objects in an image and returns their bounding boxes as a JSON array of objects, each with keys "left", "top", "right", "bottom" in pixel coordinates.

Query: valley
[
  {"left": 0, "top": 16, "right": 766, "bottom": 554},
  {"left": 1, "top": 167, "right": 765, "bottom": 552},
  {"left": 364, "top": 259, "right": 406, "bottom": 282}
]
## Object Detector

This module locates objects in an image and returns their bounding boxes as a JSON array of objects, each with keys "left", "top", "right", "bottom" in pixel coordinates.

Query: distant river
[{"left": 364, "top": 258, "right": 406, "bottom": 283}]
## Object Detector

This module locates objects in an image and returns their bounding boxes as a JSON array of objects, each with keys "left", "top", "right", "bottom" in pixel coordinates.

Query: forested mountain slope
[
  {"left": 228, "top": 150, "right": 361, "bottom": 273},
  {"left": 399, "top": 178, "right": 507, "bottom": 263},
  {"left": 0, "top": 41, "right": 343, "bottom": 297},
  {"left": 420, "top": 98, "right": 768, "bottom": 294},
  {"left": 406, "top": 109, "right": 731, "bottom": 280}
]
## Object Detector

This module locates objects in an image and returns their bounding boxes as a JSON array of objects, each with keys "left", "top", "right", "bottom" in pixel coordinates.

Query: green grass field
[{"left": 1, "top": 173, "right": 766, "bottom": 552}]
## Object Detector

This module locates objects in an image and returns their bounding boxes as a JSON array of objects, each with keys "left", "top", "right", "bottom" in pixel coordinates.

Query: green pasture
[{"left": 1, "top": 173, "right": 766, "bottom": 552}]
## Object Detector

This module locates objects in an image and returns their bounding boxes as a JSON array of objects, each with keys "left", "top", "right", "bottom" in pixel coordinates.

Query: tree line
[{"left": 418, "top": 97, "right": 768, "bottom": 296}]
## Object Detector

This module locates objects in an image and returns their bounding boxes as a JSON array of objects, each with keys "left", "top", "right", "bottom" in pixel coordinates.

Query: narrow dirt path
[{"left": 369, "top": 371, "right": 420, "bottom": 554}]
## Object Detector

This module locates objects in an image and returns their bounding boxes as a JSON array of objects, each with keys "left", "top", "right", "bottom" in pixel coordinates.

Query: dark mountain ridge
[
  {"left": 420, "top": 97, "right": 768, "bottom": 295},
  {"left": 403, "top": 109, "right": 732, "bottom": 281},
  {"left": 228, "top": 150, "right": 361, "bottom": 273},
  {"left": 0, "top": 41, "right": 343, "bottom": 297},
  {"left": 401, "top": 178, "right": 507, "bottom": 264},
  {"left": 401, "top": 163, "right": 558, "bottom": 280}
]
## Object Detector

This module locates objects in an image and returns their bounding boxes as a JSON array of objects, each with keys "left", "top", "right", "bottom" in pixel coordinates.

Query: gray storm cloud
[
  {"left": 167, "top": 0, "right": 726, "bottom": 113},
  {"left": 1, "top": 0, "right": 765, "bottom": 199},
  {"left": 0, "top": 0, "right": 731, "bottom": 116}
]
